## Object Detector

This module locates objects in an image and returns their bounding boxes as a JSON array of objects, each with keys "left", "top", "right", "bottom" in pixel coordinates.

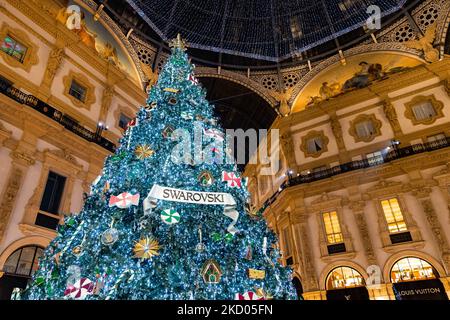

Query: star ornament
[
  {"left": 133, "top": 236, "right": 160, "bottom": 260},
  {"left": 135, "top": 144, "right": 155, "bottom": 160},
  {"left": 169, "top": 33, "right": 188, "bottom": 51}
]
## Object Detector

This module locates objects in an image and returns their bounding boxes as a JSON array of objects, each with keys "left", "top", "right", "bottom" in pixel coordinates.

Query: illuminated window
[
  {"left": 69, "top": 80, "right": 87, "bottom": 102},
  {"left": 411, "top": 101, "right": 436, "bottom": 121},
  {"left": 391, "top": 257, "right": 438, "bottom": 283},
  {"left": 1, "top": 34, "right": 27, "bottom": 63},
  {"left": 355, "top": 120, "right": 375, "bottom": 139},
  {"left": 326, "top": 267, "right": 364, "bottom": 289},
  {"left": 3, "top": 246, "right": 43, "bottom": 277},
  {"left": 322, "top": 211, "right": 343, "bottom": 244},
  {"left": 381, "top": 198, "right": 407, "bottom": 234}
]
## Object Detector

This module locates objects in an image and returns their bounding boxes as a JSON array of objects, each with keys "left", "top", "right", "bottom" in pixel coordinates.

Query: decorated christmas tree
[{"left": 20, "top": 35, "right": 296, "bottom": 300}]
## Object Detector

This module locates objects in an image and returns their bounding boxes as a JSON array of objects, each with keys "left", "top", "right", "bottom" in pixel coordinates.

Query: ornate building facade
[
  {"left": 244, "top": 26, "right": 450, "bottom": 301},
  {"left": 0, "top": 0, "right": 146, "bottom": 299},
  {"left": 0, "top": 0, "right": 450, "bottom": 301}
]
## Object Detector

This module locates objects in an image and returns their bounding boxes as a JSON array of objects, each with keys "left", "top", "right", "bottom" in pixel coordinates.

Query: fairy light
[{"left": 21, "top": 41, "right": 296, "bottom": 301}]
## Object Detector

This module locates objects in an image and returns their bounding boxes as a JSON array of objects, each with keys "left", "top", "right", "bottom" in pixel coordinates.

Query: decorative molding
[
  {"left": 348, "top": 113, "right": 382, "bottom": 143},
  {"left": 404, "top": 94, "right": 445, "bottom": 126},
  {"left": 329, "top": 114, "right": 346, "bottom": 152},
  {"left": 349, "top": 200, "right": 377, "bottom": 266},
  {"left": 0, "top": 165, "right": 24, "bottom": 243},
  {"left": 382, "top": 99, "right": 403, "bottom": 138},
  {"left": 40, "top": 46, "right": 65, "bottom": 97},
  {"left": 300, "top": 130, "right": 329, "bottom": 159},
  {"left": 289, "top": 42, "right": 424, "bottom": 105},
  {"left": 99, "top": 85, "right": 115, "bottom": 122},
  {"left": 62, "top": 70, "right": 96, "bottom": 110},
  {"left": 0, "top": 22, "right": 39, "bottom": 72}
]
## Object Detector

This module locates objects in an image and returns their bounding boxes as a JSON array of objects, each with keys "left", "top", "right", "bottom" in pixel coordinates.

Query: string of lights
[{"left": 126, "top": 0, "right": 407, "bottom": 62}]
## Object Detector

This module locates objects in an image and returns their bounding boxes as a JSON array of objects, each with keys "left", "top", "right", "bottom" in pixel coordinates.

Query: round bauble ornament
[
  {"left": 101, "top": 228, "right": 119, "bottom": 246},
  {"left": 72, "top": 245, "right": 83, "bottom": 257},
  {"left": 195, "top": 242, "right": 206, "bottom": 253}
]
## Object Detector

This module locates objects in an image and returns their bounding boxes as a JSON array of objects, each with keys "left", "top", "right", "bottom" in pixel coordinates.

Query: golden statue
[
  {"left": 270, "top": 87, "right": 293, "bottom": 116},
  {"left": 319, "top": 81, "right": 341, "bottom": 100},
  {"left": 141, "top": 63, "right": 159, "bottom": 92},
  {"left": 405, "top": 22, "right": 439, "bottom": 63},
  {"left": 99, "top": 43, "right": 121, "bottom": 67}
]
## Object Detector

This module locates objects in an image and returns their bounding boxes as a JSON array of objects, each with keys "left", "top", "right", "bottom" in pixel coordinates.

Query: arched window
[
  {"left": 292, "top": 277, "right": 303, "bottom": 299},
  {"left": 390, "top": 257, "right": 438, "bottom": 283},
  {"left": 3, "top": 246, "right": 43, "bottom": 277},
  {"left": 326, "top": 266, "right": 365, "bottom": 290}
]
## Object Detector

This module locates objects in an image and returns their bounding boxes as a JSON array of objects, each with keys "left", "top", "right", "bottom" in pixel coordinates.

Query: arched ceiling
[
  {"left": 99, "top": 0, "right": 424, "bottom": 69},
  {"left": 125, "top": 0, "right": 407, "bottom": 62},
  {"left": 198, "top": 77, "right": 277, "bottom": 168}
]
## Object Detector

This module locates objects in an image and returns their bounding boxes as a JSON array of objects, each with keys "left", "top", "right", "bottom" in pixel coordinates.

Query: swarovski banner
[{"left": 143, "top": 185, "right": 239, "bottom": 234}]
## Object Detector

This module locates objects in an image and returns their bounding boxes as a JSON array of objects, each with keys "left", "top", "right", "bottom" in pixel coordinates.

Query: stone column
[
  {"left": 329, "top": 113, "right": 350, "bottom": 163},
  {"left": 98, "top": 85, "right": 115, "bottom": 124},
  {"left": 0, "top": 159, "right": 32, "bottom": 243},
  {"left": 444, "top": 78, "right": 450, "bottom": 97},
  {"left": 413, "top": 187, "right": 450, "bottom": 273},
  {"left": 291, "top": 209, "right": 319, "bottom": 292},
  {"left": 382, "top": 99, "right": 403, "bottom": 140},
  {"left": 349, "top": 200, "right": 377, "bottom": 266},
  {"left": 38, "top": 28, "right": 70, "bottom": 101},
  {"left": 279, "top": 128, "right": 298, "bottom": 174}
]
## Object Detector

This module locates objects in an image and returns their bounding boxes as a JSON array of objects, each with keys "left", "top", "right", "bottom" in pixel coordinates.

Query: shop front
[
  {"left": 391, "top": 257, "right": 448, "bottom": 300},
  {"left": 325, "top": 266, "right": 370, "bottom": 300}
]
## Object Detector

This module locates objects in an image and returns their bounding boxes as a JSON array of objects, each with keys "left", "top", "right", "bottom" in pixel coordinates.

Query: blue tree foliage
[{"left": 21, "top": 43, "right": 296, "bottom": 300}]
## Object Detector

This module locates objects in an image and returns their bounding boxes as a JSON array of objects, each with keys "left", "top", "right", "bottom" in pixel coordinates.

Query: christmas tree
[{"left": 20, "top": 35, "right": 296, "bottom": 300}]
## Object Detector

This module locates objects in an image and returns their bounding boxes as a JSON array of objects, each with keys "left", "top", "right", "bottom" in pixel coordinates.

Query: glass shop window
[
  {"left": 35, "top": 171, "right": 66, "bottom": 230},
  {"left": 391, "top": 257, "right": 438, "bottom": 283},
  {"left": 322, "top": 211, "right": 343, "bottom": 244},
  {"left": 69, "top": 80, "right": 87, "bottom": 102},
  {"left": 411, "top": 101, "right": 437, "bottom": 121},
  {"left": 326, "top": 267, "right": 365, "bottom": 290},
  {"left": 381, "top": 198, "right": 407, "bottom": 234},
  {"left": 1, "top": 34, "right": 27, "bottom": 63},
  {"left": 3, "top": 246, "right": 43, "bottom": 277},
  {"left": 355, "top": 120, "right": 375, "bottom": 139}
]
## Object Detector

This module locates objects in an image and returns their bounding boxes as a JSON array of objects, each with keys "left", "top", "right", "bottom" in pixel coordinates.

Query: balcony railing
[
  {"left": 260, "top": 136, "right": 450, "bottom": 211},
  {"left": 0, "top": 77, "right": 116, "bottom": 152}
]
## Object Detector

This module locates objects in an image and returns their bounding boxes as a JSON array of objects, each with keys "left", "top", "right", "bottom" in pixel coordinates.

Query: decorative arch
[
  {"left": 0, "top": 236, "right": 51, "bottom": 270},
  {"left": 382, "top": 250, "right": 447, "bottom": 284},
  {"left": 291, "top": 272, "right": 304, "bottom": 299},
  {"left": 77, "top": 0, "right": 146, "bottom": 88},
  {"left": 319, "top": 260, "right": 369, "bottom": 291},
  {"left": 195, "top": 67, "right": 277, "bottom": 108},
  {"left": 289, "top": 43, "right": 426, "bottom": 113},
  {"left": 436, "top": 0, "right": 450, "bottom": 56}
]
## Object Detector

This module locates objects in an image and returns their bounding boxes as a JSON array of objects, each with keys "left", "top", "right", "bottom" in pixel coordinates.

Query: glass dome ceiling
[{"left": 126, "top": 0, "right": 407, "bottom": 62}]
